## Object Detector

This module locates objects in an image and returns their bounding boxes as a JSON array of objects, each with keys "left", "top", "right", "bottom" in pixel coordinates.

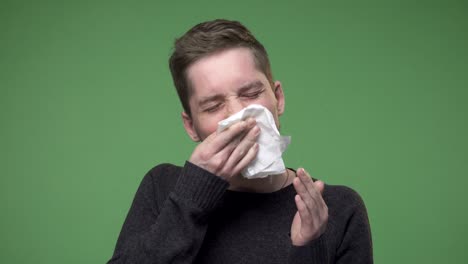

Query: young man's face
[{"left": 182, "top": 47, "right": 285, "bottom": 142}]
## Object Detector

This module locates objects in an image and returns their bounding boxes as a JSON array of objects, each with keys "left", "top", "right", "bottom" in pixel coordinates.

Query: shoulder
[
  {"left": 323, "top": 185, "right": 367, "bottom": 221},
  {"left": 146, "top": 163, "right": 182, "bottom": 181},
  {"left": 137, "top": 163, "right": 183, "bottom": 204},
  {"left": 322, "top": 184, "right": 373, "bottom": 261},
  {"left": 146, "top": 162, "right": 182, "bottom": 187},
  {"left": 322, "top": 184, "right": 370, "bottom": 227},
  {"left": 323, "top": 184, "right": 366, "bottom": 209},
  {"left": 322, "top": 183, "right": 371, "bottom": 234}
]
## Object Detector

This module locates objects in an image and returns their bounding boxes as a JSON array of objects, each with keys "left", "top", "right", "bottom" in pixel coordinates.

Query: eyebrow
[{"left": 197, "top": 80, "right": 265, "bottom": 107}]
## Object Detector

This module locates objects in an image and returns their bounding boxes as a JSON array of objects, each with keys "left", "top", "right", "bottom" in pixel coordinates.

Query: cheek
[
  {"left": 195, "top": 115, "right": 223, "bottom": 140},
  {"left": 254, "top": 97, "right": 280, "bottom": 128},
  {"left": 255, "top": 97, "right": 277, "bottom": 115}
]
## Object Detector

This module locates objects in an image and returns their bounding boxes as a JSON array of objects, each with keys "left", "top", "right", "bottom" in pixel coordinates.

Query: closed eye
[
  {"left": 204, "top": 103, "right": 223, "bottom": 113},
  {"left": 242, "top": 89, "right": 264, "bottom": 99}
]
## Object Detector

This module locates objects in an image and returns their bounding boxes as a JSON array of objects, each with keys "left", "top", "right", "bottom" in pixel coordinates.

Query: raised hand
[
  {"left": 189, "top": 118, "right": 260, "bottom": 180},
  {"left": 290, "top": 168, "right": 328, "bottom": 246}
]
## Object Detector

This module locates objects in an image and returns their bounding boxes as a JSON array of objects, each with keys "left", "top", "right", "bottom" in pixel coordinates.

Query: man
[{"left": 108, "top": 19, "right": 372, "bottom": 263}]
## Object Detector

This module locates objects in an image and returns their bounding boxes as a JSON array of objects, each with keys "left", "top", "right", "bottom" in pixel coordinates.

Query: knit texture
[{"left": 108, "top": 162, "right": 373, "bottom": 263}]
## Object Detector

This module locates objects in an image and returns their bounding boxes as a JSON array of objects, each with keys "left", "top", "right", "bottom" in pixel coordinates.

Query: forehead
[{"left": 186, "top": 48, "right": 265, "bottom": 97}]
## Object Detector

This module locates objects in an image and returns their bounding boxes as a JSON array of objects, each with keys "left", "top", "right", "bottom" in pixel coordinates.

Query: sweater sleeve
[{"left": 107, "top": 161, "right": 229, "bottom": 264}]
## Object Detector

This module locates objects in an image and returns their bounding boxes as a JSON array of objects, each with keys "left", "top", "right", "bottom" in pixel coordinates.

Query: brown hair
[{"left": 169, "top": 19, "right": 274, "bottom": 117}]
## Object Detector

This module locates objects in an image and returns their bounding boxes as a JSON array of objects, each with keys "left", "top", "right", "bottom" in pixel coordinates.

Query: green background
[{"left": 1, "top": 0, "right": 467, "bottom": 263}]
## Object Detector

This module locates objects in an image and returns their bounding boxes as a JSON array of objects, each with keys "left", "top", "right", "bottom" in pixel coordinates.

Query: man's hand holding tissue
[
  {"left": 188, "top": 117, "right": 260, "bottom": 180},
  {"left": 291, "top": 168, "right": 328, "bottom": 246}
]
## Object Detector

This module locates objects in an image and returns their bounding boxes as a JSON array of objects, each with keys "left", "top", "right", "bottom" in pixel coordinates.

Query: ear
[
  {"left": 274, "top": 81, "right": 285, "bottom": 116},
  {"left": 181, "top": 111, "right": 201, "bottom": 142}
]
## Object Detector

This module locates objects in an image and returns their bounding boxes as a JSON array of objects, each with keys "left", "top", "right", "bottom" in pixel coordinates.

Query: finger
[
  {"left": 297, "top": 168, "right": 314, "bottom": 187},
  {"left": 295, "top": 194, "right": 312, "bottom": 227},
  {"left": 223, "top": 125, "right": 260, "bottom": 171},
  {"left": 298, "top": 168, "right": 323, "bottom": 199},
  {"left": 293, "top": 176, "right": 309, "bottom": 199},
  {"left": 298, "top": 168, "right": 327, "bottom": 210},
  {"left": 293, "top": 177, "right": 318, "bottom": 214},
  {"left": 314, "top": 180, "right": 325, "bottom": 195},
  {"left": 212, "top": 123, "right": 258, "bottom": 166},
  {"left": 295, "top": 169, "right": 327, "bottom": 213},
  {"left": 230, "top": 142, "right": 259, "bottom": 176},
  {"left": 214, "top": 118, "right": 256, "bottom": 150},
  {"left": 203, "top": 119, "right": 252, "bottom": 155},
  {"left": 296, "top": 193, "right": 328, "bottom": 242},
  {"left": 313, "top": 180, "right": 327, "bottom": 210},
  {"left": 209, "top": 120, "right": 249, "bottom": 152},
  {"left": 300, "top": 169, "right": 327, "bottom": 207}
]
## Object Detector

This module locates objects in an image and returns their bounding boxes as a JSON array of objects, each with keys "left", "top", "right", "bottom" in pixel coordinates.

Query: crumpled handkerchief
[{"left": 217, "top": 104, "right": 291, "bottom": 179}]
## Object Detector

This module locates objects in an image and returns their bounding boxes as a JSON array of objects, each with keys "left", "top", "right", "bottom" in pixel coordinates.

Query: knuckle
[
  {"left": 231, "top": 122, "right": 245, "bottom": 134},
  {"left": 219, "top": 165, "right": 234, "bottom": 178},
  {"left": 304, "top": 216, "right": 313, "bottom": 225},
  {"left": 238, "top": 149, "right": 245, "bottom": 157},
  {"left": 228, "top": 142, "right": 237, "bottom": 153},
  {"left": 199, "top": 151, "right": 209, "bottom": 161},
  {"left": 218, "top": 168, "right": 227, "bottom": 177},
  {"left": 212, "top": 157, "right": 224, "bottom": 171}
]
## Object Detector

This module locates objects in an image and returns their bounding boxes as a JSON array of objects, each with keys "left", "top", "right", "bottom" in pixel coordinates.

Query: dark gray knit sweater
[{"left": 108, "top": 161, "right": 373, "bottom": 263}]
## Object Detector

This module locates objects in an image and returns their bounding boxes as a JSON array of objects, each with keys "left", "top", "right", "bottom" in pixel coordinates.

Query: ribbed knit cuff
[
  {"left": 288, "top": 236, "right": 329, "bottom": 264},
  {"left": 173, "top": 161, "right": 229, "bottom": 211}
]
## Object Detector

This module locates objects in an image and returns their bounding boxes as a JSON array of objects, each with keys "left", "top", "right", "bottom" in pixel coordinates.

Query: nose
[{"left": 225, "top": 98, "right": 246, "bottom": 117}]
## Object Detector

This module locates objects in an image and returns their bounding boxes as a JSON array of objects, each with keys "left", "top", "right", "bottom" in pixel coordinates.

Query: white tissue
[{"left": 217, "top": 104, "right": 291, "bottom": 179}]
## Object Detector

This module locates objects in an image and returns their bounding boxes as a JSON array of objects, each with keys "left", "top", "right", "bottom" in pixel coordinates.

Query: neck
[{"left": 227, "top": 169, "right": 294, "bottom": 193}]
